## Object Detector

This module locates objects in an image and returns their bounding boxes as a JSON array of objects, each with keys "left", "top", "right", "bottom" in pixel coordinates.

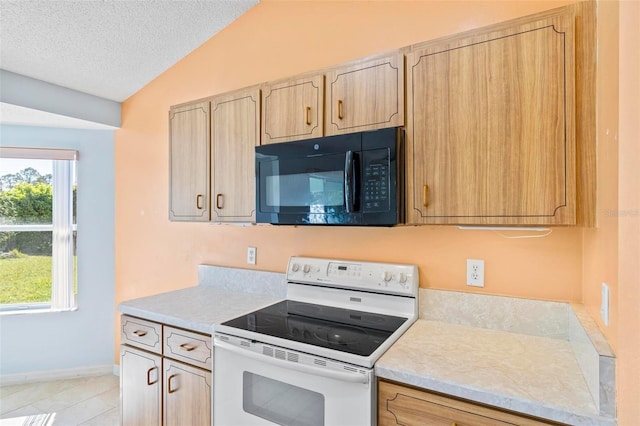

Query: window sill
[{"left": 0, "top": 303, "right": 78, "bottom": 316}]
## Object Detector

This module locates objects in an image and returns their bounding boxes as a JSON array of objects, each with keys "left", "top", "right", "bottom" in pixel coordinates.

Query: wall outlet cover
[{"left": 466, "top": 259, "right": 485, "bottom": 287}]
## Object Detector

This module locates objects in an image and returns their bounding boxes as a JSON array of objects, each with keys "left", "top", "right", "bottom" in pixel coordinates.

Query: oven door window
[
  {"left": 243, "top": 372, "right": 324, "bottom": 426},
  {"left": 259, "top": 154, "right": 347, "bottom": 215}
]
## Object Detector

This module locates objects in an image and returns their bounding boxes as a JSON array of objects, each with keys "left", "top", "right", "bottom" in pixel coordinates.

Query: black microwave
[{"left": 255, "top": 127, "right": 404, "bottom": 226}]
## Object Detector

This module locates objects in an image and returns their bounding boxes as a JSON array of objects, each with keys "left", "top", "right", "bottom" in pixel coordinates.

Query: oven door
[
  {"left": 213, "top": 337, "right": 374, "bottom": 426},
  {"left": 255, "top": 133, "right": 362, "bottom": 225}
]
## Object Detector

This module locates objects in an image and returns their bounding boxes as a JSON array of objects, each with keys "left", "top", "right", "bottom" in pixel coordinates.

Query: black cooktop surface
[{"left": 221, "top": 300, "right": 407, "bottom": 357}]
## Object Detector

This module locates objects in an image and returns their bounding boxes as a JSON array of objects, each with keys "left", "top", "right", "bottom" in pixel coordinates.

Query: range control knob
[
  {"left": 382, "top": 271, "right": 393, "bottom": 282},
  {"left": 398, "top": 273, "right": 408, "bottom": 283},
  {"left": 291, "top": 263, "right": 300, "bottom": 272},
  {"left": 303, "top": 264, "right": 311, "bottom": 274}
]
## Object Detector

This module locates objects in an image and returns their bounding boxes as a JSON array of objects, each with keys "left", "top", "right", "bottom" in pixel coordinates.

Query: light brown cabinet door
[
  {"left": 378, "top": 380, "right": 555, "bottom": 426},
  {"left": 262, "top": 75, "right": 324, "bottom": 144},
  {"left": 120, "top": 345, "right": 162, "bottom": 426},
  {"left": 406, "top": 15, "right": 576, "bottom": 225},
  {"left": 163, "top": 358, "right": 212, "bottom": 426},
  {"left": 326, "top": 53, "right": 404, "bottom": 136},
  {"left": 211, "top": 89, "right": 260, "bottom": 222},
  {"left": 169, "top": 101, "right": 210, "bottom": 222}
]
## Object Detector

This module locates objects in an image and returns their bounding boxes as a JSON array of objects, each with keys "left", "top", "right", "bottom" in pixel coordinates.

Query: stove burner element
[{"left": 313, "top": 325, "right": 363, "bottom": 346}]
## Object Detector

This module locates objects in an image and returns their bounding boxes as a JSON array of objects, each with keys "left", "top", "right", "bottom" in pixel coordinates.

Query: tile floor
[{"left": 0, "top": 374, "right": 119, "bottom": 426}]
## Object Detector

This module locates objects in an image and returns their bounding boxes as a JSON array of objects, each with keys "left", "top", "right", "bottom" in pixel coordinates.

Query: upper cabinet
[
  {"left": 325, "top": 53, "right": 405, "bottom": 136},
  {"left": 406, "top": 14, "right": 576, "bottom": 225},
  {"left": 169, "top": 101, "right": 210, "bottom": 222},
  {"left": 211, "top": 88, "right": 261, "bottom": 222},
  {"left": 262, "top": 75, "right": 324, "bottom": 144}
]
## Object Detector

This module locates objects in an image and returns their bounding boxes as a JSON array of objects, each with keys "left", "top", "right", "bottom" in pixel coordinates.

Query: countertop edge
[{"left": 375, "top": 366, "right": 616, "bottom": 426}]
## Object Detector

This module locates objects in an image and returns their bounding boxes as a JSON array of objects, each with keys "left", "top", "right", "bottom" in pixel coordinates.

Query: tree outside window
[{"left": 0, "top": 149, "right": 77, "bottom": 311}]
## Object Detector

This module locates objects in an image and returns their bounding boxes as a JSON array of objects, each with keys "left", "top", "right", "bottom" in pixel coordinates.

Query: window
[{"left": 0, "top": 147, "right": 78, "bottom": 312}]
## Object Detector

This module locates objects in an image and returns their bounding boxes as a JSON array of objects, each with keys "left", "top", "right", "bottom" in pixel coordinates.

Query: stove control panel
[{"left": 287, "top": 257, "right": 418, "bottom": 297}]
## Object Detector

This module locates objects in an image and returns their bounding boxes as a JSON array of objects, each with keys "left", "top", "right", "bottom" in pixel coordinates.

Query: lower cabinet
[
  {"left": 120, "top": 315, "right": 212, "bottom": 426},
  {"left": 120, "top": 345, "right": 162, "bottom": 426},
  {"left": 164, "top": 358, "right": 212, "bottom": 426},
  {"left": 378, "top": 379, "right": 559, "bottom": 426}
]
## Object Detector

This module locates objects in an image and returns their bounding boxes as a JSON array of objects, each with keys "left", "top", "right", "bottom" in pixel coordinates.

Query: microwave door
[{"left": 257, "top": 153, "right": 355, "bottom": 224}]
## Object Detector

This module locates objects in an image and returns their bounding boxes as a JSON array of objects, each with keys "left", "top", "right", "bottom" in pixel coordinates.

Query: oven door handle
[
  {"left": 344, "top": 150, "right": 355, "bottom": 213},
  {"left": 214, "top": 338, "right": 369, "bottom": 385}
]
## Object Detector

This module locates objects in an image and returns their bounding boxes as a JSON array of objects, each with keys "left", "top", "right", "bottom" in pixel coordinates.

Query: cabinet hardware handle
[
  {"left": 133, "top": 330, "right": 147, "bottom": 337},
  {"left": 305, "top": 106, "right": 311, "bottom": 125},
  {"left": 452, "top": 423, "right": 457, "bottom": 426},
  {"left": 338, "top": 100, "right": 344, "bottom": 120},
  {"left": 146, "top": 367, "right": 158, "bottom": 386},
  {"left": 168, "top": 374, "right": 178, "bottom": 394},
  {"left": 423, "top": 184, "right": 429, "bottom": 207},
  {"left": 216, "top": 193, "right": 223, "bottom": 209},
  {"left": 179, "top": 343, "right": 197, "bottom": 352},
  {"left": 196, "top": 194, "right": 204, "bottom": 210}
]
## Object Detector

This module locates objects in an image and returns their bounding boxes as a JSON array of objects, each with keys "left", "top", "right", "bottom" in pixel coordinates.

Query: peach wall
[
  {"left": 114, "top": 0, "right": 586, "bottom": 379},
  {"left": 582, "top": 0, "right": 619, "bottom": 345},
  {"left": 116, "top": 0, "right": 583, "bottom": 305},
  {"left": 614, "top": 0, "right": 640, "bottom": 423}
]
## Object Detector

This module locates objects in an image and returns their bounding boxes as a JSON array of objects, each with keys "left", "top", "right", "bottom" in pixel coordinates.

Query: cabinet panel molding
[
  {"left": 163, "top": 358, "right": 212, "bottom": 426},
  {"left": 120, "top": 345, "right": 162, "bottom": 426},
  {"left": 406, "top": 14, "right": 576, "bottom": 225},
  {"left": 326, "top": 53, "right": 405, "bottom": 136},
  {"left": 211, "top": 88, "right": 260, "bottom": 222},
  {"left": 169, "top": 101, "right": 211, "bottom": 222},
  {"left": 378, "top": 379, "right": 559, "bottom": 426},
  {"left": 262, "top": 75, "right": 324, "bottom": 144}
]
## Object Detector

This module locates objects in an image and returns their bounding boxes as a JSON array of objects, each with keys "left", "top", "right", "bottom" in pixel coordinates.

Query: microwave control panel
[{"left": 362, "top": 149, "right": 390, "bottom": 212}]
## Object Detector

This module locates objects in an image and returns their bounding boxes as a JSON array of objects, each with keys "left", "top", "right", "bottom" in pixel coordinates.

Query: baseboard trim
[{"left": 0, "top": 364, "right": 115, "bottom": 386}]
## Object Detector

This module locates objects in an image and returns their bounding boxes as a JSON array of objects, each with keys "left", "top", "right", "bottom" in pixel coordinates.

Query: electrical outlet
[
  {"left": 466, "top": 259, "right": 485, "bottom": 287},
  {"left": 601, "top": 282, "right": 609, "bottom": 326},
  {"left": 247, "top": 247, "right": 257, "bottom": 265}
]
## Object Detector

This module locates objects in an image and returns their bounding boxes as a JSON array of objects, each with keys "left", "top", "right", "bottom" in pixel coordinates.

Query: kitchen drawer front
[
  {"left": 378, "top": 379, "right": 559, "bottom": 426},
  {"left": 163, "top": 326, "right": 212, "bottom": 371},
  {"left": 121, "top": 315, "right": 162, "bottom": 354}
]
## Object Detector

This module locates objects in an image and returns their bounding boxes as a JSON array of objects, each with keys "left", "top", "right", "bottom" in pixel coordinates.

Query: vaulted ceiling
[{"left": 0, "top": 1, "right": 258, "bottom": 102}]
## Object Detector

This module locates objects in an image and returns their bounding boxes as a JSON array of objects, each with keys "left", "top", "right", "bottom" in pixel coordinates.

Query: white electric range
[{"left": 213, "top": 256, "right": 418, "bottom": 426}]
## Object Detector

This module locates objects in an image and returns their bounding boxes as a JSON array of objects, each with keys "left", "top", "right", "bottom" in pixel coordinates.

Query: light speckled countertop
[
  {"left": 118, "top": 268, "right": 615, "bottom": 425},
  {"left": 119, "top": 286, "right": 281, "bottom": 334},
  {"left": 376, "top": 320, "right": 615, "bottom": 426},
  {"left": 119, "top": 265, "right": 286, "bottom": 334}
]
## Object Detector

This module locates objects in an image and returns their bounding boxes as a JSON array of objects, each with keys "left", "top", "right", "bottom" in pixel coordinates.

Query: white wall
[
  {"left": 0, "top": 70, "right": 121, "bottom": 128},
  {"left": 0, "top": 124, "right": 115, "bottom": 377}
]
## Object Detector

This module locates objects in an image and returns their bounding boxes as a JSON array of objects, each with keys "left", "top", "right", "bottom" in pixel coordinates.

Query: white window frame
[{"left": 0, "top": 147, "right": 78, "bottom": 313}]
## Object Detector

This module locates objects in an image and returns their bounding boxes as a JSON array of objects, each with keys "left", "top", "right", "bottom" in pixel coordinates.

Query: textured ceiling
[{"left": 0, "top": 0, "right": 258, "bottom": 102}]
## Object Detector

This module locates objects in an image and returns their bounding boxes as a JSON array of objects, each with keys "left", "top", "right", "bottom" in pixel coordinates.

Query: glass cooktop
[{"left": 221, "top": 300, "right": 407, "bottom": 357}]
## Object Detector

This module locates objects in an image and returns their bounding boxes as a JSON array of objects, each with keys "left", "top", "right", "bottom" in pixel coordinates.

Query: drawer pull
[
  {"left": 423, "top": 184, "right": 429, "bottom": 207},
  {"left": 305, "top": 106, "right": 311, "bottom": 125},
  {"left": 179, "top": 342, "right": 197, "bottom": 352},
  {"left": 338, "top": 99, "right": 344, "bottom": 120},
  {"left": 196, "top": 194, "right": 204, "bottom": 210},
  {"left": 133, "top": 330, "right": 147, "bottom": 337},
  {"left": 216, "top": 193, "right": 224, "bottom": 210},
  {"left": 146, "top": 367, "right": 158, "bottom": 386},
  {"left": 168, "top": 374, "right": 178, "bottom": 394}
]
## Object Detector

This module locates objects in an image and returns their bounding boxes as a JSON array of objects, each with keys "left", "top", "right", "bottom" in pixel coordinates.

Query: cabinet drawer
[
  {"left": 378, "top": 380, "right": 559, "bottom": 426},
  {"left": 163, "top": 326, "right": 212, "bottom": 371},
  {"left": 121, "top": 315, "right": 162, "bottom": 354}
]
